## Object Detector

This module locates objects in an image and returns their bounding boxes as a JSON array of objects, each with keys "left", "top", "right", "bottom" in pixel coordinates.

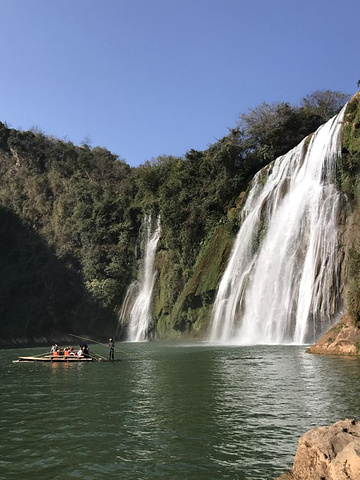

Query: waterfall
[
  {"left": 210, "top": 106, "right": 347, "bottom": 345},
  {"left": 127, "top": 215, "right": 161, "bottom": 342}
]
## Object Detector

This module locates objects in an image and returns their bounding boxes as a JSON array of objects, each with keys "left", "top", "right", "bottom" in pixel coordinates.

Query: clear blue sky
[{"left": 0, "top": 0, "right": 358, "bottom": 166}]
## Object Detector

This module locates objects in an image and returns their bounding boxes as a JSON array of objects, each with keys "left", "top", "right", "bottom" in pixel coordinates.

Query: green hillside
[{"left": 0, "top": 90, "right": 356, "bottom": 344}]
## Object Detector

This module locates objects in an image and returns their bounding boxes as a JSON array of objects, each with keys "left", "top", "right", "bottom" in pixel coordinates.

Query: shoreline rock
[
  {"left": 307, "top": 313, "right": 360, "bottom": 356},
  {"left": 276, "top": 419, "right": 360, "bottom": 480}
]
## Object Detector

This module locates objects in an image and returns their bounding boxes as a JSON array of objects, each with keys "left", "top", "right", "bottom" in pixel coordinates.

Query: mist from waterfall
[
  {"left": 127, "top": 215, "right": 161, "bottom": 342},
  {"left": 210, "top": 106, "right": 348, "bottom": 345}
]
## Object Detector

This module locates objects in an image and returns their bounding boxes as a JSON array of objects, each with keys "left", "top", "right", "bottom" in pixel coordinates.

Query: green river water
[{"left": 0, "top": 343, "right": 359, "bottom": 480}]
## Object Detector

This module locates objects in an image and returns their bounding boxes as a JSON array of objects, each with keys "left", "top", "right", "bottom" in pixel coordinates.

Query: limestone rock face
[
  {"left": 277, "top": 419, "right": 360, "bottom": 480},
  {"left": 307, "top": 313, "right": 360, "bottom": 356},
  {"left": 330, "top": 441, "right": 360, "bottom": 479}
]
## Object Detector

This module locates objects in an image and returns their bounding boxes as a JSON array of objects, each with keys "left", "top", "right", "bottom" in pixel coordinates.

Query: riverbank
[
  {"left": 0, "top": 333, "right": 101, "bottom": 348},
  {"left": 0, "top": 335, "right": 69, "bottom": 348}
]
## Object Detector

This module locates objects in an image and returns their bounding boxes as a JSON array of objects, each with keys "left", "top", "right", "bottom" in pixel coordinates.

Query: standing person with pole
[{"left": 108, "top": 338, "right": 115, "bottom": 361}]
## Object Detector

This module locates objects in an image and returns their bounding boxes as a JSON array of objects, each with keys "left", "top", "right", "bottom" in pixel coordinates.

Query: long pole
[
  {"left": 89, "top": 353, "right": 106, "bottom": 362},
  {"left": 67, "top": 333, "right": 126, "bottom": 355}
]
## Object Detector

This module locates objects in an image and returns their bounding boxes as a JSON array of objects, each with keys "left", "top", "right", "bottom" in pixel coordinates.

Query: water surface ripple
[{"left": 0, "top": 344, "right": 359, "bottom": 479}]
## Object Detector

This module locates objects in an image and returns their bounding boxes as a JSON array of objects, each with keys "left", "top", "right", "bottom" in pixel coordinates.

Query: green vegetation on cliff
[
  {"left": 340, "top": 92, "right": 360, "bottom": 324},
  {"left": 0, "top": 89, "right": 353, "bottom": 342},
  {"left": 0, "top": 129, "right": 137, "bottom": 339}
]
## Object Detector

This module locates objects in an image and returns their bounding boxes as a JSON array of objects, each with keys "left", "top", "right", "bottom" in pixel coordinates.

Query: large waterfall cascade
[
  {"left": 124, "top": 215, "right": 161, "bottom": 342},
  {"left": 210, "top": 106, "right": 348, "bottom": 345}
]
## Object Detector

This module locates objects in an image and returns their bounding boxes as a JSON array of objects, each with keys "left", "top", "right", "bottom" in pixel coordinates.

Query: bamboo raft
[
  {"left": 12, "top": 334, "right": 120, "bottom": 363},
  {"left": 13, "top": 355, "right": 95, "bottom": 363}
]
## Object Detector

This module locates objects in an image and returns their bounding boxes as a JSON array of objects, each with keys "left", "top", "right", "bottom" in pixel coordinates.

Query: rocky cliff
[{"left": 308, "top": 92, "right": 360, "bottom": 355}]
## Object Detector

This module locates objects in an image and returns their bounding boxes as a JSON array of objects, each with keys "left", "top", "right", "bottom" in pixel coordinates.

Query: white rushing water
[
  {"left": 127, "top": 215, "right": 161, "bottom": 342},
  {"left": 210, "top": 106, "right": 348, "bottom": 345}
]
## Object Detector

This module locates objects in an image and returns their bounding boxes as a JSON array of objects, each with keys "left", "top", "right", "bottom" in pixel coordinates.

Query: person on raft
[
  {"left": 81, "top": 343, "right": 90, "bottom": 358},
  {"left": 108, "top": 338, "right": 115, "bottom": 361}
]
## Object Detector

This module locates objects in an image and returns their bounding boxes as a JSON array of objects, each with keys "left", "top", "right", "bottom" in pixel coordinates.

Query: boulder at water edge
[
  {"left": 276, "top": 419, "right": 360, "bottom": 480},
  {"left": 307, "top": 313, "right": 360, "bottom": 356}
]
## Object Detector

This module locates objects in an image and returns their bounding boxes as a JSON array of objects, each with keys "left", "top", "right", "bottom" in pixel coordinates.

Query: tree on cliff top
[
  {"left": 237, "top": 89, "right": 350, "bottom": 162},
  {"left": 301, "top": 89, "right": 350, "bottom": 121}
]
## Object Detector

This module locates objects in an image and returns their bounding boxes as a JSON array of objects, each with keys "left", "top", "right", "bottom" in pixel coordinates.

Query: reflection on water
[{"left": 0, "top": 344, "right": 359, "bottom": 480}]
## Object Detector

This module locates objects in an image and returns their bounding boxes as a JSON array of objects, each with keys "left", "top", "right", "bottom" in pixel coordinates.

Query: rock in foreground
[{"left": 277, "top": 419, "right": 360, "bottom": 480}]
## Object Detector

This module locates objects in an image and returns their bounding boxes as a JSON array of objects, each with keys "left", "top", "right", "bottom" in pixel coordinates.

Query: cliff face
[
  {"left": 153, "top": 93, "right": 360, "bottom": 344},
  {"left": 0, "top": 91, "right": 359, "bottom": 344},
  {"left": 0, "top": 131, "right": 137, "bottom": 342},
  {"left": 308, "top": 92, "right": 360, "bottom": 355},
  {"left": 153, "top": 223, "right": 235, "bottom": 339}
]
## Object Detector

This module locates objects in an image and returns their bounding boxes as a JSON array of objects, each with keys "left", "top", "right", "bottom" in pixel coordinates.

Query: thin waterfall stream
[
  {"left": 210, "top": 106, "right": 348, "bottom": 345},
  {"left": 127, "top": 215, "right": 161, "bottom": 342}
]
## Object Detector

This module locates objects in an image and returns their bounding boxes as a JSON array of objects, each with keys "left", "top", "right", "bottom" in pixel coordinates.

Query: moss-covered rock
[
  {"left": 153, "top": 224, "right": 235, "bottom": 339},
  {"left": 339, "top": 92, "right": 360, "bottom": 324}
]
